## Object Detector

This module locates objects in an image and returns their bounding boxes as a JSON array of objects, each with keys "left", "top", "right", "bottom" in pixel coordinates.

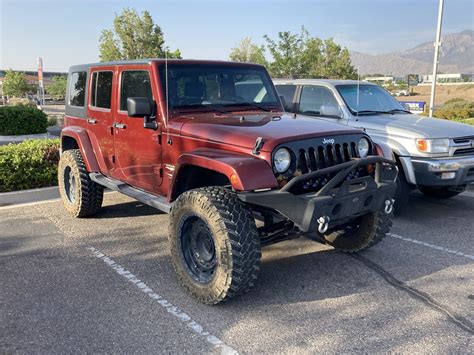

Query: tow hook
[
  {"left": 384, "top": 199, "right": 395, "bottom": 214},
  {"left": 317, "top": 216, "right": 330, "bottom": 234}
]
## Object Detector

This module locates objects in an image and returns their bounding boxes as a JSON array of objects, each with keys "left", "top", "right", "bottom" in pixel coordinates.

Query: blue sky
[{"left": 1, "top": 0, "right": 473, "bottom": 72}]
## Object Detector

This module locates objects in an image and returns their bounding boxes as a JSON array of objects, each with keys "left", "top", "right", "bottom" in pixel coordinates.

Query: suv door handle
[
  {"left": 87, "top": 118, "right": 97, "bottom": 124},
  {"left": 113, "top": 123, "right": 126, "bottom": 129}
]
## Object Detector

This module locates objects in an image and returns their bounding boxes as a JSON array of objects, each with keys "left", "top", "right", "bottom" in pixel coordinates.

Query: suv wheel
[
  {"left": 169, "top": 187, "right": 261, "bottom": 304},
  {"left": 58, "top": 149, "right": 104, "bottom": 218},
  {"left": 419, "top": 186, "right": 462, "bottom": 199},
  {"left": 323, "top": 212, "right": 392, "bottom": 252}
]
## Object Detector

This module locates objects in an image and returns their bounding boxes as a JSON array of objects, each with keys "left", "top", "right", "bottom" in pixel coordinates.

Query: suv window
[
  {"left": 69, "top": 71, "right": 87, "bottom": 107},
  {"left": 90, "top": 71, "right": 113, "bottom": 109},
  {"left": 299, "top": 86, "right": 338, "bottom": 116},
  {"left": 275, "top": 84, "right": 297, "bottom": 112},
  {"left": 120, "top": 70, "right": 153, "bottom": 111}
]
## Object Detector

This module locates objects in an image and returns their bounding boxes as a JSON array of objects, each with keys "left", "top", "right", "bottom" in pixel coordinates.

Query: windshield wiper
[
  {"left": 229, "top": 102, "right": 273, "bottom": 112},
  {"left": 387, "top": 108, "right": 411, "bottom": 114},
  {"left": 173, "top": 103, "right": 228, "bottom": 113},
  {"left": 354, "top": 110, "right": 392, "bottom": 115}
]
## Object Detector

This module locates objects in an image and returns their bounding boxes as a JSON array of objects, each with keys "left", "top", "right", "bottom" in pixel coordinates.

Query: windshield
[
  {"left": 158, "top": 64, "right": 280, "bottom": 114},
  {"left": 336, "top": 84, "right": 408, "bottom": 115}
]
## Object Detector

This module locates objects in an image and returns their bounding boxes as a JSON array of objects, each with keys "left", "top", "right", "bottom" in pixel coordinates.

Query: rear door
[
  {"left": 112, "top": 66, "right": 163, "bottom": 192},
  {"left": 86, "top": 67, "right": 115, "bottom": 173}
]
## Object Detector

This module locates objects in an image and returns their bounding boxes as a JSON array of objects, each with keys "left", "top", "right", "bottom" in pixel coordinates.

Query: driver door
[
  {"left": 297, "top": 85, "right": 345, "bottom": 124},
  {"left": 112, "top": 66, "right": 163, "bottom": 193}
]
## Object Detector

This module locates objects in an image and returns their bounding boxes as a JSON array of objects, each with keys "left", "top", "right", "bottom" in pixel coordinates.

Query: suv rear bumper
[
  {"left": 238, "top": 157, "right": 397, "bottom": 233},
  {"left": 411, "top": 156, "right": 474, "bottom": 187}
]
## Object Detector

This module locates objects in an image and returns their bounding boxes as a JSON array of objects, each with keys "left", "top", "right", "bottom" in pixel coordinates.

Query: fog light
[{"left": 441, "top": 172, "right": 456, "bottom": 179}]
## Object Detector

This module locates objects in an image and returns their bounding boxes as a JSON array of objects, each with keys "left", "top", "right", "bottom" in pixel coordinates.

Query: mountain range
[{"left": 350, "top": 30, "right": 473, "bottom": 76}]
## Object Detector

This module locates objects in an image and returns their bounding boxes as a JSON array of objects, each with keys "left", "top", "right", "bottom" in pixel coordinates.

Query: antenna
[{"left": 356, "top": 65, "right": 360, "bottom": 121}]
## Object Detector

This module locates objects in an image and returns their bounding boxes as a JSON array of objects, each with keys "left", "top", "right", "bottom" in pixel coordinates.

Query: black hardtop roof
[{"left": 68, "top": 59, "right": 265, "bottom": 72}]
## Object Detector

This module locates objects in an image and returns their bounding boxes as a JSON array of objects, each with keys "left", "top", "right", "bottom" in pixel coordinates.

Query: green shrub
[
  {"left": 433, "top": 101, "right": 474, "bottom": 120},
  {"left": 0, "top": 139, "right": 60, "bottom": 192},
  {"left": 443, "top": 97, "right": 466, "bottom": 105},
  {"left": 0, "top": 106, "right": 48, "bottom": 135},
  {"left": 47, "top": 116, "right": 58, "bottom": 127}
]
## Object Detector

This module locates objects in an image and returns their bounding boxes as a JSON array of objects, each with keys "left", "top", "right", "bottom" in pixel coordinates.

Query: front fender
[
  {"left": 61, "top": 126, "right": 100, "bottom": 172},
  {"left": 171, "top": 148, "right": 278, "bottom": 194},
  {"left": 373, "top": 141, "right": 394, "bottom": 160}
]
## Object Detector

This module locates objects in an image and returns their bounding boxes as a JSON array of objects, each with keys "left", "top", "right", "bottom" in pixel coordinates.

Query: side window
[
  {"left": 120, "top": 71, "right": 153, "bottom": 111},
  {"left": 69, "top": 71, "right": 87, "bottom": 107},
  {"left": 299, "top": 86, "right": 339, "bottom": 116},
  {"left": 275, "top": 84, "right": 297, "bottom": 112},
  {"left": 90, "top": 71, "right": 113, "bottom": 109}
]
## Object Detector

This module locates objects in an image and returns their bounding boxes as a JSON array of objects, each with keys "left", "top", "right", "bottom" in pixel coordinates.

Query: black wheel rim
[
  {"left": 64, "top": 166, "right": 76, "bottom": 204},
  {"left": 179, "top": 214, "right": 217, "bottom": 284}
]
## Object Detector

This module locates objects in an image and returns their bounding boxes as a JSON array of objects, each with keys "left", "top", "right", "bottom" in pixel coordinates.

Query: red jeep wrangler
[{"left": 59, "top": 59, "right": 397, "bottom": 304}]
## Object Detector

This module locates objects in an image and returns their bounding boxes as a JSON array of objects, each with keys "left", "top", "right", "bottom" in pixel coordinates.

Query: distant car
[
  {"left": 394, "top": 90, "right": 409, "bottom": 97},
  {"left": 274, "top": 79, "right": 474, "bottom": 210}
]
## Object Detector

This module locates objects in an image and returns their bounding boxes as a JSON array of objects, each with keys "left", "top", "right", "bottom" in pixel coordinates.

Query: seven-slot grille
[
  {"left": 296, "top": 142, "right": 359, "bottom": 174},
  {"left": 453, "top": 136, "right": 474, "bottom": 156}
]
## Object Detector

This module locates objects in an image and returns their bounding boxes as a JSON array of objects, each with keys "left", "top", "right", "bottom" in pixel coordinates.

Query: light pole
[{"left": 429, "top": 0, "right": 444, "bottom": 117}]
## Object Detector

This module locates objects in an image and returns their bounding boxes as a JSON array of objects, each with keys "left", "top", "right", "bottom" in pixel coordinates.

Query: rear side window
[
  {"left": 275, "top": 84, "right": 297, "bottom": 112},
  {"left": 299, "top": 86, "right": 338, "bottom": 116},
  {"left": 120, "top": 71, "right": 153, "bottom": 111},
  {"left": 69, "top": 71, "right": 87, "bottom": 107},
  {"left": 90, "top": 71, "right": 113, "bottom": 109}
]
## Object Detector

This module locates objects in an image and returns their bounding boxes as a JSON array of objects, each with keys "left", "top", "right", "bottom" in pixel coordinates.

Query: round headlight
[
  {"left": 274, "top": 148, "right": 291, "bottom": 173},
  {"left": 358, "top": 138, "right": 370, "bottom": 157}
]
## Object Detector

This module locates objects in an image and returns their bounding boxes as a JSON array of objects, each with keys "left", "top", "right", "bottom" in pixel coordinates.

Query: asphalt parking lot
[{"left": 1, "top": 189, "right": 473, "bottom": 353}]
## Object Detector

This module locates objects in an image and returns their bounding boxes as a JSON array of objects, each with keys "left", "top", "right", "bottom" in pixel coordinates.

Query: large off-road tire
[
  {"left": 58, "top": 149, "right": 104, "bottom": 218},
  {"left": 169, "top": 187, "right": 261, "bottom": 305},
  {"left": 323, "top": 212, "right": 393, "bottom": 252},
  {"left": 419, "top": 186, "right": 462, "bottom": 199},
  {"left": 394, "top": 162, "right": 411, "bottom": 213}
]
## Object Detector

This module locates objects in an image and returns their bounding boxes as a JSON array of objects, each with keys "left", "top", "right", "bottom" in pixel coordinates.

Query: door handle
[
  {"left": 113, "top": 123, "right": 126, "bottom": 129},
  {"left": 87, "top": 118, "right": 97, "bottom": 124}
]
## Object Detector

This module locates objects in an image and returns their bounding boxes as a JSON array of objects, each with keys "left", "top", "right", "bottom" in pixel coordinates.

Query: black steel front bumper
[{"left": 238, "top": 157, "right": 397, "bottom": 233}]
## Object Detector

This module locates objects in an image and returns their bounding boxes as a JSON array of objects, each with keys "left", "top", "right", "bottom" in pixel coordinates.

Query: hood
[
  {"left": 357, "top": 113, "right": 474, "bottom": 139},
  {"left": 179, "top": 112, "right": 360, "bottom": 152}
]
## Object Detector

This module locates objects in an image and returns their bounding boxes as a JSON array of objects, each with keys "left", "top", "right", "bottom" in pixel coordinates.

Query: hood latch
[{"left": 252, "top": 137, "right": 265, "bottom": 155}]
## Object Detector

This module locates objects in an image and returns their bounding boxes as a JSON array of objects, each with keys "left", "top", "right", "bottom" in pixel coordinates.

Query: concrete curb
[
  {"left": 0, "top": 131, "right": 60, "bottom": 146},
  {"left": 0, "top": 186, "right": 60, "bottom": 207}
]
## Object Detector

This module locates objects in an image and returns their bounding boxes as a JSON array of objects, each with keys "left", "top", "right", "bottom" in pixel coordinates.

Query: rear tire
[
  {"left": 169, "top": 187, "right": 261, "bottom": 304},
  {"left": 323, "top": 212, "right": 393, "bottom": 252},
  {"left": 58, "top": 149, "right": 103, "bottom": 218},
  {"left": 419, "top": 186, "right": 462, "bottom": 199}
]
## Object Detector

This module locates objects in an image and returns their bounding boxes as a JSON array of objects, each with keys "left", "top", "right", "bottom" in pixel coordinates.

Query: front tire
[
  {"left": 394, "top": 162, "right": 411, "bottom": 213},
  {"left": 58, "top": 149, "right": 104, "bottom": 218},
  {"left": 169, "top": 187, "right": 261, "bottom": 304},
  {"left": 323, "top": 212, "right": 393, "bottom": 252},
  {"left": 419, "top": 186, "right": 462, "bottom": 199}
]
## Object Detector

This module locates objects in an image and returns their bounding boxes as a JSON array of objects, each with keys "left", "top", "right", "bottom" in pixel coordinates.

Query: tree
[
  {"left": 99, "top": 8, "right": 181, "bottom": 61},
  {"left": 231, "top": 28, "right": 357, "bottom": 79},
  {"left": 46, "top": 76, "right": 67, "bottom": 99},
  {"left": 229, "top": 37, "right": 267, "bottom": 66},
  {"left": 2, "top": 70, "right": 30, "bottom": 97},
  {"left": 264, "top": 29, "right": 308, "bottom": 78}
]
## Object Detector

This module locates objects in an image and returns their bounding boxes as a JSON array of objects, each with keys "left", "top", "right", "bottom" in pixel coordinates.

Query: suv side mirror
[
  {"left": 320, "top": 104, "right": 343, "bottom": 119},
  {"left": 127, "top": 97, "right": 158, "bottom": 130}
]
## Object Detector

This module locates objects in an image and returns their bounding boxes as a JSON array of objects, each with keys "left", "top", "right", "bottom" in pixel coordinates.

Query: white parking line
[
  {"left": 87, "top": 246, "right": 237, "bottom": 355},
  {"left": 388, "top": 233, "right": 474, "bottom": 261}
]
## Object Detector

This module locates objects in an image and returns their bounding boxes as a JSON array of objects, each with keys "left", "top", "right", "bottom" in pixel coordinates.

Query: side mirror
[
  {"left": 320, "top": 104, "right": 343, "bottom": 119},
  {"left": 127, "top": 97, "right": 158, "bottom": 130}
]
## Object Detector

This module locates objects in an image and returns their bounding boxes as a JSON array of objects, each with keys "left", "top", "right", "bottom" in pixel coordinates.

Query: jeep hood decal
[{"left": 179, "top": 113, "right": 360, "bottom": 152}]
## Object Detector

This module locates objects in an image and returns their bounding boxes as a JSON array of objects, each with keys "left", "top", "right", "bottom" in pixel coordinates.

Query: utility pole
[{"left": 429, "top": 0, "right": 444, "bottom": 117}]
